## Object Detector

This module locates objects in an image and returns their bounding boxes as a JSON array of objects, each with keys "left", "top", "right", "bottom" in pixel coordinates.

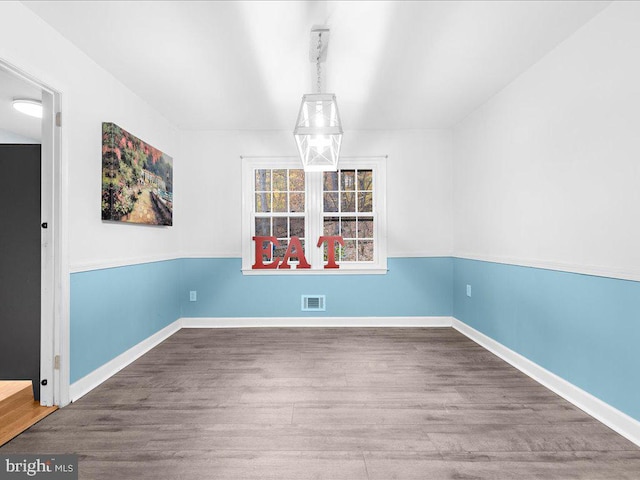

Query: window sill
[{"left": 241, "top": 268, "right": 388, "bottom": 276}]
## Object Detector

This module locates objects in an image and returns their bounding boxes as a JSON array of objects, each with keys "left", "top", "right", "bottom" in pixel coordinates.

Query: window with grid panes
[
  {"left": 242, "top": 157, "right": 386, "bottom": 274},
  {"left": 323, "top": 169, "right": 375, "bottom": 263},
  {"left": 254, "top": 168, "right": 305, "bottom": 263}
]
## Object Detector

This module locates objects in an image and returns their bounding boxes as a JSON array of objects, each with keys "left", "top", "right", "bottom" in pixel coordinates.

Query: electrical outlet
[
  {"left": 189, "top": 290, "right": 197, "bottom": 302},
  {"left": 466, "top": 284, "right": 472, "bottom": 297}
]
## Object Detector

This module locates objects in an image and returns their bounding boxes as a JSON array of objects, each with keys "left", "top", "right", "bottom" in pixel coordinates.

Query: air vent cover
[{"left": 302, "top": 295, "right": 326, "bottom": 311}]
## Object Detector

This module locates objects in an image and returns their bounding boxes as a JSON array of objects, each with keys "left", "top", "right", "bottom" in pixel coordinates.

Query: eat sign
[{"left": 252, "top": 235, "right": 344, "bottom": 270}]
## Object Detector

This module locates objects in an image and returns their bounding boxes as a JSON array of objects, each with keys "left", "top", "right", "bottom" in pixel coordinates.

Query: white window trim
[{"left": 241, "top": 156, "right": 387, "bottom": 275}]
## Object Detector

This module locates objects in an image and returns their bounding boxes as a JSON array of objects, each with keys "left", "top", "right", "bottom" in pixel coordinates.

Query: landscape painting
[{"left": 101, "top": 122, "right": 173, "bottom": 226}]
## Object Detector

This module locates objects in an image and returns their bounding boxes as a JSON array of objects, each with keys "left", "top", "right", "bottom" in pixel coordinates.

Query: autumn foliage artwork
[{"left": 102, "top": 122, "right": 173, "bottom": 226}]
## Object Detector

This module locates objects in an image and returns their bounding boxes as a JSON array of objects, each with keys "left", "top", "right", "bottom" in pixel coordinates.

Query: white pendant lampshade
[{"left": 294, "top": 93, "right": 343, "bottom": 172}]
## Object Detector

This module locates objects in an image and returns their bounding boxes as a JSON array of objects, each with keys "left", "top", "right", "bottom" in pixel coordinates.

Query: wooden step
[
  {"left": 0, "top": 381, "right": 57, "bottom": 446},
  {"left": 0, "top": 381, "right": 33, "bottom": 416}
]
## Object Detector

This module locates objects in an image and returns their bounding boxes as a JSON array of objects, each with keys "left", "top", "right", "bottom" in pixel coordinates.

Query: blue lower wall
[
  {"left": 70, "top": 257, "right": 452, "bottom": 383},
  {"left": 70, "top": 259, "right": 181, "bottom": 383},
  {"left": 453, "top": 257, "right": 640, "bottom": 422},
  {"left": 69, "top": 255, "right": 640, "bottom": 425},
  {"left": 179, "top": 257, "right": 453, "bottom": 318}
]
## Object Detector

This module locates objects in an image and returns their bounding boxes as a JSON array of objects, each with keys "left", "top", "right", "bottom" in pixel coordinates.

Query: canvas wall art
[{"left": 101, "top": 122, "right": 173, "bottom": 226}]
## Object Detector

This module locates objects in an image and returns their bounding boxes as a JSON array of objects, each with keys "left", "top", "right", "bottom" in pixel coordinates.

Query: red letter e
[{"left": 252, "top": 236, "right": 281, "bottom": 269}]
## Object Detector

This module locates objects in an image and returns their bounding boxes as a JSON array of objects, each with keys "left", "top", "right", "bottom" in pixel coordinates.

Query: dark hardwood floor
[{"left": 2, "top": 328, "right": 639, "bottom": 479}]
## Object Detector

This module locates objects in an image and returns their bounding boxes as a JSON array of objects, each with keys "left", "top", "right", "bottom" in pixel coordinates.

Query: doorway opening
[{"left": 0, "top": 59, "right": 65, "bottom": 407}]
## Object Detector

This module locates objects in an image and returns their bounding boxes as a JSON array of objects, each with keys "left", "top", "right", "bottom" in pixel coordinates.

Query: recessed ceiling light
[{"left": 12, "top": 98, "right": 43, "bottom": 118}]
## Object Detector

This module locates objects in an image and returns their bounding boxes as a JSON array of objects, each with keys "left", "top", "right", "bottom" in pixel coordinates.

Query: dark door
[{"left": 0, "top": 144, "right": 41, "bottom": 400}]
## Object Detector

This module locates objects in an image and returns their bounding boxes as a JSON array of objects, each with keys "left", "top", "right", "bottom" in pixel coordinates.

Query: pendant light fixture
[{"left": 294, "top": 26, "right": 343, "bottom": 172}]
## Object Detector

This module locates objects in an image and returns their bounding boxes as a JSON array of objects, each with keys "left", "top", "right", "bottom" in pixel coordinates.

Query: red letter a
[{"left": 280, "top": 236, "right": 311, "bottom": 269}]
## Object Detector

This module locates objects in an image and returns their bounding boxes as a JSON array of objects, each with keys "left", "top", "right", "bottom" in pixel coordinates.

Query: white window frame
[{"left": 241, "top": 156, "right": 387, "bottom": 275}]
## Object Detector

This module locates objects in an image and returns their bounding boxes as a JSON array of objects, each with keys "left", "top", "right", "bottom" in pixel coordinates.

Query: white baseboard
[
  {"left": 452, "top": 318, "right": 640, "bottom": 448},
  {"left": 181, "top": 316, "right": 454, "bottom": 328},
  {"left": 69, "top": 319, "right": 182, "bottom": 402}
]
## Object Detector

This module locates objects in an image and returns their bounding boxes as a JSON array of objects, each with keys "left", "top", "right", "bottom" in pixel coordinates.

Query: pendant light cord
[{"left": 316, "top": 32, "right": 323, "bottom": 93}]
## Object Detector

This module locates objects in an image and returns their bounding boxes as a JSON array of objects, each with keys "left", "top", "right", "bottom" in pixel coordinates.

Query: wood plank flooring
[
  {"left": 1, "top": 328, "right": 639, "bottom": 479},
  {"left": 0, "top": 380, "right": 57, "bottom": 446}
]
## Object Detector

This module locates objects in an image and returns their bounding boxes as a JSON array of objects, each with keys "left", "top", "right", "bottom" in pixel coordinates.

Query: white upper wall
[
  {"left": 0, "top": 128, "right": 38, "bottom": 144},
  {"left": 453, "top": 1, "right": 640, "bottom": 280},
  {"left": 1, "top": 2, "right": 454, "bottom": 269},
  {"left": 179, "top": 129, "right": 453, "bottom": 258},
  {"left": 0, "top": 2, "right": 180, "bottom": 272}
]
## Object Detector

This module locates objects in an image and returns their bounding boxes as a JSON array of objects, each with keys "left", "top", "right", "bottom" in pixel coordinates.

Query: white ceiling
[
  {"left": 23, "top": 0, "right": 610, "bottom": 131},
  {"left": 0, "top": 67, "right": 42, "bottom": 142}
]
